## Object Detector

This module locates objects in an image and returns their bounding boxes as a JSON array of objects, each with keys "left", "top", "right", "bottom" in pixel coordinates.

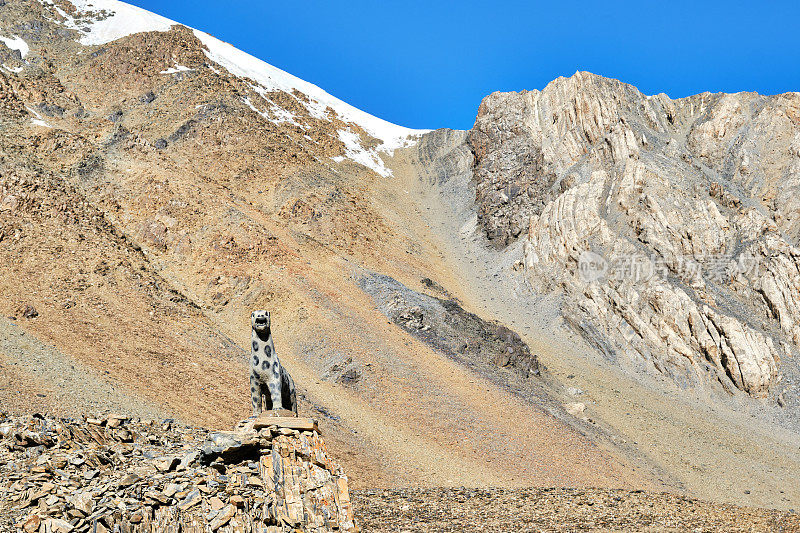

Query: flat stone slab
[{"left": 253, "top": 415, "right": 319, "bottom": 432}]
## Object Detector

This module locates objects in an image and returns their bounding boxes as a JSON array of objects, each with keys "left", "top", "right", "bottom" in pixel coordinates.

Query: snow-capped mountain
[{"left": 13, "top": 0, "right": 428, "bottom": 176}]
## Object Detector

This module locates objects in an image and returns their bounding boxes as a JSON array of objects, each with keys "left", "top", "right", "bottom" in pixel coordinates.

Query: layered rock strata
[{"left": 469, "top": 72, "right": 800, "bottom": 399}]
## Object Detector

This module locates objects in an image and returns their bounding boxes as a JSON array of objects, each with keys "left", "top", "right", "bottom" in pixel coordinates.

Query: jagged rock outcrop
[
  {"left": 471, "top": 72, "right": 800, "bottom": 399},
  {"left": 0, "top": 413, "right": 355, "bottom": 532}
]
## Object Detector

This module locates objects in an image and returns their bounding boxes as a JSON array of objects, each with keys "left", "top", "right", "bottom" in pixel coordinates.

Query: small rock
[
  {"left": 144, "top": 490, "right": 170, "bottom": 505},
  {"left": 163, "top": 483, "right": 182, "bottom": 498},
  {"left": 178, "top": 450, "right": 199, "bottom": 470},
  {"left": 106, "top": 414, "right": 127, "bottom": 428},
  {"left": 209, "top": 504, "right": 235, "bottom": 530},
  {"left": 30, "top": 482, "right": 55, "bottom": 502},
  {"left": 155, "top": 456, "right": 180, "bottom": 472},
  {"left": 177, "top": 489, "right": 201, "bottom": 510},
  {"left": 68, "top": 492, "right": 93, "bottom": 515},
  {"left": 112, "top": 428, "right": 134, "bottom": 442},
  {"left": 209, "top": 496, "right": 224, "bottom": 511},
  {"left": 565, "top": 402, "right": 586, "bottom": 417},
  {"left": 21, "top": 514, "right": 41, "bottom": 533},
  {"left": 118, "top": 473, "right": 140, "bottom": 488},
  {"left": 46, "top": 517, "right": 74, "bottom": 532}
]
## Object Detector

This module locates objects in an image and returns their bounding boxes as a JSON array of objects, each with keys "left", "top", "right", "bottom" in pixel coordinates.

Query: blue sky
[{"left": 132, "top": 1, "right": 800, "bottom": 131}]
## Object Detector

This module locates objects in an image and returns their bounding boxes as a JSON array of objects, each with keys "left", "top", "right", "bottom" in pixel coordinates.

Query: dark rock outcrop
[{"left": 357, "top": 270, "right": 538, "bottom": 378}]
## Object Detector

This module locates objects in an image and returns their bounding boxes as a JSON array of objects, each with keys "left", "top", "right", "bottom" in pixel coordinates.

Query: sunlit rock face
[{"left": 471, "top": 72, "right": 800, "bottom": 398}]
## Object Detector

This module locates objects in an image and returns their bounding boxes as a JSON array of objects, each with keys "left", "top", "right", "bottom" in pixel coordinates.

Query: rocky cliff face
[{"left": 470, "top": 72, "right": 800, "bottom": 401}]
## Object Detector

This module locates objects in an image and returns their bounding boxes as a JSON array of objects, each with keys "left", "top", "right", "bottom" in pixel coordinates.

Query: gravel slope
[
  {"left": 0, "top": 317, "right": 164, "bottom": 419},
  {"left": 352, "top": 488, "right": 800, "bottom": 532}
]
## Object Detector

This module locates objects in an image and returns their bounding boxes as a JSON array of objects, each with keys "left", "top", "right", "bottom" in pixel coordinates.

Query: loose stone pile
[{"left": 0, "top": 412, "right": 355, "bottom": 532}]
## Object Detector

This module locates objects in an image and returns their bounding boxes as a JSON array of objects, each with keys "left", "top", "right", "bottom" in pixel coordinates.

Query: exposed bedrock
[{"left": 466, "top": 71, "right": 800, "bottom": 400}]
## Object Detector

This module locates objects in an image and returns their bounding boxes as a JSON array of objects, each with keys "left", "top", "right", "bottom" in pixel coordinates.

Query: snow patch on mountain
[
  {"left": 26, "top": 105, "right": 52, "bottom": 128},
  {"left": 243, "top": 96, "right": 300, "bottom": 127},
  {"left": 160, "top": 64, "right": 193, "bottom": 74},
  {"left": 191, "top": 30, "right": 428, "bottom": 152},
  {"left": 333, "top": 129, "right": 394, "bottom": 178},
  {"left": 46, "top": 0, "right": 428, "bottom": 177},
  {"left": 0, "top": 35, "right": 30, "bottom": 58},
  {"left": 193, "top": 30, "right": 425, "bottom": 176},
  {"left": 247, "top": 85, "right": 303, "bottom": 126},
  {"left": 58, "top": 0, "right": 176, "bottom": 46}
]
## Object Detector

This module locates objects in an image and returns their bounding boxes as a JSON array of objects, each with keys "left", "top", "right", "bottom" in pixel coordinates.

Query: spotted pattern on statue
[{"left": 249, "top": 310, "right": 298, "bottom": 415}]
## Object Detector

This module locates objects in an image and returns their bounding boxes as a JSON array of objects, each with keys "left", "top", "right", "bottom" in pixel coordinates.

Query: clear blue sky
[{"left": 131, "top": 0, "right": 800, "bottom": 131}]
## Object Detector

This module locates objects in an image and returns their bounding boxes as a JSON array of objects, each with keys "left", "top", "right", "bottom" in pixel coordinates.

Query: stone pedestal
[{"left": 1, "top": 413, "right": 357, "bottom": 533}]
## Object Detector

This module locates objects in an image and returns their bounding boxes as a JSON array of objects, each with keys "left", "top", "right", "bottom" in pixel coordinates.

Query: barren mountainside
[{"left": 0, "top": 0, "right": 799, "bottom": 522}]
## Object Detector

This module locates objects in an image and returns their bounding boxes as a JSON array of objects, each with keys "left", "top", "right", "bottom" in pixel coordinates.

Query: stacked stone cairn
[{"left": 0, "top": 412, "right": 356, "bottom": 532}]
